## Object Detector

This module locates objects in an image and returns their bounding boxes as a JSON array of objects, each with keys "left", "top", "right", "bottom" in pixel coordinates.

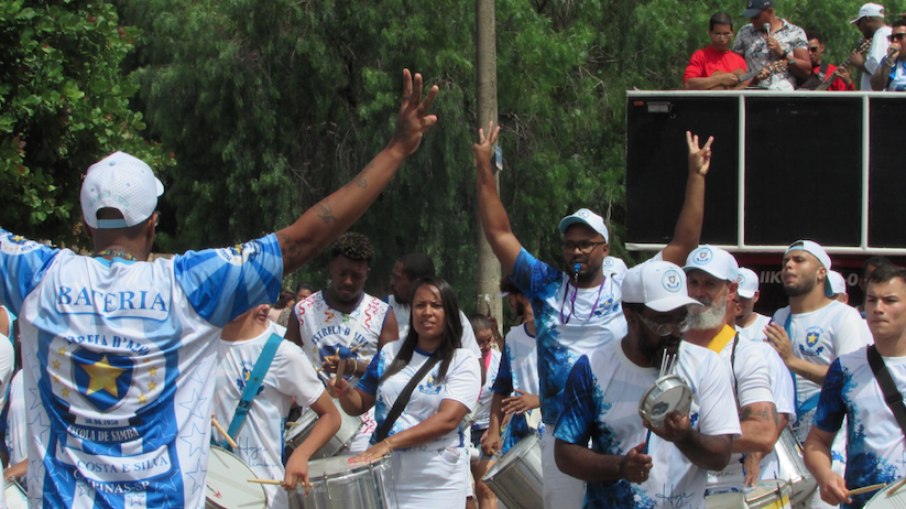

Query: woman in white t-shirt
[{"left": 330, "top": 277, "right": 481, "bottom": 509}]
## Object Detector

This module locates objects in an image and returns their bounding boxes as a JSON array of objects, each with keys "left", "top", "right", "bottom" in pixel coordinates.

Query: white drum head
[
  {"left": 865, "top": 479, "right": 906, "bottom": 508},
  {"left": 746, "top": 480, "right": 791, "bottom": 509},
  {"left": 4, "top": 482, "right": 28, "bottom": 509},
  {"left": 639, "top": 374, "right": 692, "bottom": 428},
  {"left": 206, "top": 446, "right": 267, "bottom": 508}
]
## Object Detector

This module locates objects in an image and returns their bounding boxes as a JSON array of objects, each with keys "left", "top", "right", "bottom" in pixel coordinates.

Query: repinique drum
[
  {"left": 705, "top": 481, "right": 791, "bottom": 509},
  {"left": 206, "top": 446, "right": 267, "bottom": 509},
  {"left": 639, "top": 374, "right": 693, "bottom": 429},
  {"left": 285, "top": 402, "right": 363, "bottom": 459},
  {"left": 864, "top": 479, "right": 906, "bottom": 508},
  {"left": 773, "top": 428, "right": 816, "bottom": 505},
  {"left": 4, "top": 481, "right": 28, "bottom": 509},
  {"left": 481, "top": 433, "right": 543, "bottom": 509},
  {"left": 294, "top": 455, "right": 396, "bottom": 509}
]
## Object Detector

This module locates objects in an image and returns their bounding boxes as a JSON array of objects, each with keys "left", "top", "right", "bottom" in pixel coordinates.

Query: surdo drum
[
  {"left": 481, "top": 434, "right": 543, "bottom": 509},
  {"left": 285, "top": 402, "right": 363, "bottom": 459},
  {"left": 292, "top": 455, "right": 396, "bottom": 509}
]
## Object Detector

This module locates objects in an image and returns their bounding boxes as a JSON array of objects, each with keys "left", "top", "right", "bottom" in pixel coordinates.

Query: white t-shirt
[
  {"left": 555, "top": 340, "right": 741, "bottom": 509},
  {"left": 814, "top": 348, "right": 906, "bottom": 507},
  {"left": 511, "top": 249, "right": 628, "bottom": 426},
  {"left": 863, "top": 25, "right": 892, "bottom": 91},
  {"left": 494, "top": 323, "right": 540, "bottom": 397},
  {"left": 294, "top": 291, "right": 389, "bottom": 379},
  {"left": 5, "top": 370, "right": 26, "bottom": 466},
  {"left": 472, "top": 348, "right": 501, "bottom": 429},
  {"left": 735, "top": 313, "right": 771, "bottom": 343},
  {"left": 708, "top": 331, "right": 776, "bottom": 493},
  {"left": 213, "top": 323, "right": 323, "bottom": 508},
  {"left": 356, "top": 341, "right": 480, "bottom": 450},
  {"left": 772, "top": 300, "right": 872, "bottom": 440},
  {"left": 0, "top": 228, "right": 283, "bottom": 508}
]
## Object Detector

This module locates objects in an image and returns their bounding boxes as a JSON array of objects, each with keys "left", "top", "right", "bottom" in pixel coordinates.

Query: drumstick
[
  {"left": 846, "top": 483, "right": 887, "bottom": 496},
  {"left": 247, "top": 478, "right": 314, "bottom": 489},
  {"left": 335, "top": 358, "right": 348, "bottom": 381},
  {"left": 888, "top": 477, "right": 906, "bottom": 496},
  {"left": 247, "top": 478, "right": 283, "bottom": 485},
  {"left": 211, "top": 417, "right": 239, "bottom": 450}
]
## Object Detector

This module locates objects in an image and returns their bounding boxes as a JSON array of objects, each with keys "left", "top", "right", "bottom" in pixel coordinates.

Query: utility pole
[{"left": 475, "top": 0, "right": 502, "bottom": 327}]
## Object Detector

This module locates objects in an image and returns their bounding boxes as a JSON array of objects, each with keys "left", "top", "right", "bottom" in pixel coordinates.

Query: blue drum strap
[
  {"left": 225, "top": 333, "right": 283, "bottom": 446},
  {"left": 785, "top": 312, "right": 820, "bottom": 420}
]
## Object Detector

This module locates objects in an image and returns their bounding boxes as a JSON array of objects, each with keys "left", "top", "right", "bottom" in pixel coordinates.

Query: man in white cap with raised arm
[
  {"left": 554, "top": 260, "right": 739, "bottom": 509},
  {"left": 0, "top": 69, "right": 439, "bottom": 508},
  {"left": 765, "top": 240, "right": 872, "bottom": 508},
  {"left": 474, "top": 124, "right": 714, "bottom": 508}
]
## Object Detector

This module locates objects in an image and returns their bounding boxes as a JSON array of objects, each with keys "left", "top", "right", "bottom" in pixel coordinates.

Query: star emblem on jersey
[{"left": 73, "top": 348, "right": 133, "bottom": 411}]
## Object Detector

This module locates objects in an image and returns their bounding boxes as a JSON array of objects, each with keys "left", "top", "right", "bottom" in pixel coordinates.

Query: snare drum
[
  {"left": 206, "top": 446, "right": 267, "bottom": 509},
  {"left": 864, "top": 478, "right": 906, "bottom": 508},
  {"left": 773, "top": 428, "right": 816, "bottom": 506},
  {"left": 481, "top": 433, "right": 543, "bottom": 509},
  {"left": 639, "top": 374, "right": 693, "bottom": 429},
  {"left": 4, "top": 481, "right": 28, "bottom": 509},
  {"left": 285, "top": 401, "right": 364, "bottom": 458},
  {"left": 294, "top": 455, "right": 396, "bottom": 509}
]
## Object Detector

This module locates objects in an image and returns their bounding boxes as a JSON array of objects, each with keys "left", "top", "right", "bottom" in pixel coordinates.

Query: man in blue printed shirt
[
  {"left": 805, "top": 264, "right": 906, "bottom": 508},
  {"left": 474, "top": 122, "right": 714, "bottom": 508},
  {"left": 554, "top": 261, "right": 739, "bottom": 509},
  {"left": 0, "top": 69, "right": 438, "bottom": 508}
]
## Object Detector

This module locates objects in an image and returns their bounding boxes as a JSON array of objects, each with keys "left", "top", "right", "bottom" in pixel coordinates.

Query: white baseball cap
[
  {"left": 558, "top": 208, "right": 609, "bottom": 243},
  {"left": 737, "top": 267, "right": 759, "bottom": 299},
  {"left": 622, "top": 260, "right": 703, "bottom": 313},
  {"left": 80, "top": 152, "right": 164, "bottom": 229},
  {"left": 850, "top": 3, "right": 885, "bottom": 23},
  {"left": 785, "top": 240, "right": 831, "bottom": 270},
  {"left": 683, "top": 245, "right": 740, "bottom": 283},
  {"left": 828, "top": 270, "right": 847, "bottom": 295}
]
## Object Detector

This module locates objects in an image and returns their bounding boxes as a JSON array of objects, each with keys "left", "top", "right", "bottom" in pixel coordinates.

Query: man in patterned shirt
[
  {"left": 0, "top": 68, "right": 438, "bottom": 508},
  {"left": 732, "top": 0, "right": 810, "bottom": 90}
]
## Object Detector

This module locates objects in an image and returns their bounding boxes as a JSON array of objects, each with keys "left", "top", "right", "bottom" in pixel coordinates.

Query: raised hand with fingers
[
  {"left": 473, "top": 121, "right": 501, "bottom": 168},
  {"left": 391, "top": 69, "right": 440, "bottom": 156},
  {"left": 686, "top": 131, "right": 714, "bottom": 177}
]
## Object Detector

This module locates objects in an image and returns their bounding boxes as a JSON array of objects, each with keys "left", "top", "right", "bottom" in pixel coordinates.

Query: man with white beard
[{"left": 683, "top": 245, "right": 783, "bottom": 495}]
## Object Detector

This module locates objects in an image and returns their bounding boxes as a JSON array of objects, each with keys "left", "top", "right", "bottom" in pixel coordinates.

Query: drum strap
[
  {"left": 866, "top": 345, "right": 906, "bottom": 436},
  {"left": 374, "top": 355, "right": 442, "bottom": 442},
  {"left": 225, "top": 332, "right": 284, "bottom": 446}
]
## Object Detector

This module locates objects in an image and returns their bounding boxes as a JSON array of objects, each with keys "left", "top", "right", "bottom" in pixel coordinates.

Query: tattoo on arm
[
  {"left": 740, "top": 404, "right": 777, "bottom": 422},
  {"left": 355, "top": 162, "right": 374, "bottom": 189},
  {"left": 317, "top": 202, "right": 336, "bottom": 225}
]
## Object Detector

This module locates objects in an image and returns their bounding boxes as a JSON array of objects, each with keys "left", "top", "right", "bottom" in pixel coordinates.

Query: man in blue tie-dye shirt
[{"left": 474, "top": 123, "right": 716, "bottom": 508}]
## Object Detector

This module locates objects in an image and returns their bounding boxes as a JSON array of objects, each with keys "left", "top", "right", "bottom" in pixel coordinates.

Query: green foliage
[{"left": 0, "top": 0, "right": 168, "bottom": 243}]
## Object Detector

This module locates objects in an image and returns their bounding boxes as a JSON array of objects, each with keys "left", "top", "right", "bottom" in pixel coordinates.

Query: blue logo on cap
[
  {"left": 662, "top": 269, "right": 683, "bottom": 293},
  {"left": 694, "top": 247, "right": 713, "bottom": 265}
]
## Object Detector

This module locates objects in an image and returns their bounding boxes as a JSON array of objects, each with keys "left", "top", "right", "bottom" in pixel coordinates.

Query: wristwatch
[{"left": 786, "top": 50, "right": 795, "bottom": 62}]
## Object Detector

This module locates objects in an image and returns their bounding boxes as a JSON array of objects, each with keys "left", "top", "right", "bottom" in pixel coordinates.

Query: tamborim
[
  {"left": 639, "top": 374, "right": 692, "bottom": 429},
  {"left": 481, "top": 433, "right": 543, "bottom": 509},
  {"left": 294, "top": 455, "right": 396, "bottom": 509},
  {"left": 205, "top": 446, "right": 267, "bottom": 509}
]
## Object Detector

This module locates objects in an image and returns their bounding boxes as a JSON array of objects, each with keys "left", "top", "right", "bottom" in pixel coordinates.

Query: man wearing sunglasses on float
[{"left": 871, "top": 19, "right": 906, "bottom": 90}]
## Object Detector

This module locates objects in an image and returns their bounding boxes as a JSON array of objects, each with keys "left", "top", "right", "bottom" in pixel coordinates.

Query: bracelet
[
  {"left": 886, "top": 58, "right": 897, "bottom": 68},
  {"left": 384, "top": 438, "right": 394, "bottom": 452}
]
